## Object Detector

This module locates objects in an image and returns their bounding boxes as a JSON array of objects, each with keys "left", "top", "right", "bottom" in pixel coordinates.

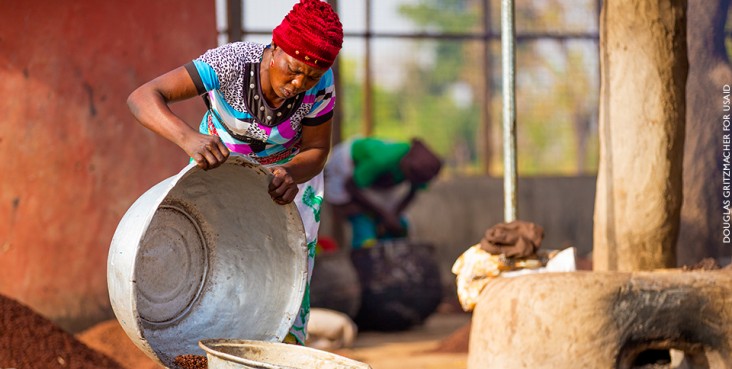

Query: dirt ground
[
  {"left": 0, "top": 262, "right": 486, "bottom": 369},
  {"left": 75, "top": 311, "right": 472, "bottom": 369},
  {"left": 335, "top": 312, "right": 471, "bottom": 369}
]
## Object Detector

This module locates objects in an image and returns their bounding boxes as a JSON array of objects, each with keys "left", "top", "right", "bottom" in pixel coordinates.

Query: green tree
[{"left": 339, "top": 0, "right": 600, "bottom": 176}]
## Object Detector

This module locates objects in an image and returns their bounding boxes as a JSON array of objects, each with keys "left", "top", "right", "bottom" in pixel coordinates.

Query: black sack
[{"left": 350, "top": 239, "right": 443, "bottom": 331}]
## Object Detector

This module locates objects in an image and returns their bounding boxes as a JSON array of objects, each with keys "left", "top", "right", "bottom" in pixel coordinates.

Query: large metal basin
[
  {"left": 107, "top": 154, "right": 308, "bottom": 368},
  {"left": 200, "top": 339, "right": 372, "bottom": 369}
]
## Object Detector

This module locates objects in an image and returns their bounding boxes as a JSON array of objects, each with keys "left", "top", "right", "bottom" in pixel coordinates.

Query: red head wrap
[{"left": 272, "top": 0, "right": 343, "bottom": 69}]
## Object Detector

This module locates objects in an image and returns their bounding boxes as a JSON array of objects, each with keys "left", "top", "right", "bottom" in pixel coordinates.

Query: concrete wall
[
  {"left": 0, "top": 1, "right": 215, "bottom": 331},
  {"left": 320, "top": 175, "right": 597, "bottom": 291}
]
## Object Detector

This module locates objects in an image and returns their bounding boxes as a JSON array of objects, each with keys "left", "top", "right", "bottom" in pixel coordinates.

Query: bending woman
[{"left": 126, "top": 0, "right": 343, "bottom": 345}]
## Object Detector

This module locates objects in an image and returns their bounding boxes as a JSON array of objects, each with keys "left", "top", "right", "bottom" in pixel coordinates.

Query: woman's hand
[
  {"left": 379, "top": 211, "right": 406, "bottom": 236},
  {"left": 268, "top": 166, "right": 299, "bottom": 205},
  {"left": 182, "top": 132, "right": 230, "bottom": 170},
  {"left": 265, "top": 120, "right": 332, "bottom": 205}
]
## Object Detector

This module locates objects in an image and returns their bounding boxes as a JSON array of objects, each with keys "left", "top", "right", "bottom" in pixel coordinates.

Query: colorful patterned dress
[{"left": 184, "top": 41, "right": 335, "bottom": 344}]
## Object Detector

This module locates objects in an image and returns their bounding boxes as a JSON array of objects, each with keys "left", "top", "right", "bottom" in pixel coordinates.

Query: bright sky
[
  {"left": 215, "top": 0, "right": 419, "bottom": 50},
  {"left": 212, "top": 0, "right": 599, "bottom": 90},
  {"left": 214, "top": 0, "right": 423, "bottom": 88}
]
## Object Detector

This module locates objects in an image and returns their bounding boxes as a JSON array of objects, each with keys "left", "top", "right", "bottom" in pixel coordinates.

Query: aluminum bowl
[
  {"left": 107, "top": 154, "right": 307, "bottom": 368},
  {"left": 200, "top": 339, "right": 372, "bottom": 369}
]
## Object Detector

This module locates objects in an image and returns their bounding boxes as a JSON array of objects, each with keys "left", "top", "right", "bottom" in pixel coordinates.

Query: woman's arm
[
  {"left": 396, "top": 184, "right": 419, "bottom": 214},
  {"left": 127, "top": 66, "right": 230, "bottom": 170},
  {"left": 268, "top": 119, "right": 332, "bottom": 204},
  {"left": 343, "top": 178, "right": 405, "bottom": 235}
]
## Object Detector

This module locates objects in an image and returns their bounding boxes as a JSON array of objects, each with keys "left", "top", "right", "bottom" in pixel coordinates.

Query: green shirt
[{"left": 351, "top": 138, "right": 410, "bottom": 188}]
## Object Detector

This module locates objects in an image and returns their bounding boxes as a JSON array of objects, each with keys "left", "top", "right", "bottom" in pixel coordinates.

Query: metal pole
[
  {"left": 501, "top": 0, "right": 518, "bottom": 222},
  {"left": 327, "top": 0, "right": 346, "bottom": 250},
  {"left": 364, "top": 0, "right": 373, "bottom": 136},
  {"left": 482, "top": 0, "right": 492, "bottom": 175},
  {"left": 327, "top": 0, "right": 342, "bottom": 145},
  {"left": 227, "top": 0, "right": 242, "bottom": 42}
]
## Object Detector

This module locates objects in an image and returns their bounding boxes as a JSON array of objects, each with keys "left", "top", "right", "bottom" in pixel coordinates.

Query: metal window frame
[{"left": 221, "top": 0, "right": 601, "bottom": 189}]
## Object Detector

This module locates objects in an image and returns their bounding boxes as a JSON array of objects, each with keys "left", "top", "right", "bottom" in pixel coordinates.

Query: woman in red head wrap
[{"left": 127, "top": 0, "right": 343, "bottom": 345}]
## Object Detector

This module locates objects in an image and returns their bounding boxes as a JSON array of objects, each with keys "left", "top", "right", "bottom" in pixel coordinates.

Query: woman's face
[{"left": 269, "top": 47, "right": 327, "bottom": 99}]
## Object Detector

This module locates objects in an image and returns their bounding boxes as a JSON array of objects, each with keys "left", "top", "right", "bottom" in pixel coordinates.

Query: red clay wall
[{"left": 0, "top": 1, "right": 215, "bottom": 331}]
